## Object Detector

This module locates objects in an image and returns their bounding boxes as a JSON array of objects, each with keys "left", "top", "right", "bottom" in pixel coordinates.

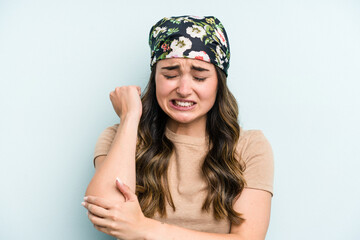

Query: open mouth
[
  {"left": 173, "top": 100, "right": 195, "bottom": 107},
  {"left": 170, "top": 100, "right": 197, "bottom": 109}
]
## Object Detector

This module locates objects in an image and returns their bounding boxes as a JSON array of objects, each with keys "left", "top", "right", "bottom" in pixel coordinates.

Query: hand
[
  {"left": 109, "top": 86, "right": 142, "bottom": 120},
  {"left": 82, "top": 179, "right": 148, "bottom": 240}
]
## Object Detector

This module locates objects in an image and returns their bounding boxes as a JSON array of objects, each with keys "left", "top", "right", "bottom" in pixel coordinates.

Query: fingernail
[
  {"left": 83, "top": 196, "right": 88, "bottom": 201},
  {"left": 116, "top": 177, "right": 123, "bottom": 185},
  {"left": 81, "top": 202, "right": 86, "bottom": 206}
]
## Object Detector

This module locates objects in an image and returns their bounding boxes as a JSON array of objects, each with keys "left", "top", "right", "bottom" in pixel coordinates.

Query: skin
[
  {"left": 84, "top": 58, "right": 272, "bottom": 240},
  {"left": 155, "top": 58, "right": 218, "bottom": 137}
]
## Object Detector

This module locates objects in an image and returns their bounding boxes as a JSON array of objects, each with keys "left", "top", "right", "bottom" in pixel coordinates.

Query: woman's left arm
[
  {"left": 145, "top": 188, "right": 272, "bottom": 240},
  {"left": 83, "top": 180, "right": 271, "bottom": 240}
]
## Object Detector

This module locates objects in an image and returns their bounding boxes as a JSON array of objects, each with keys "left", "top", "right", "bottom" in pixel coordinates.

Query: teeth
[{"left": 175, "top": 101, "right": 194, "bottom": 107}]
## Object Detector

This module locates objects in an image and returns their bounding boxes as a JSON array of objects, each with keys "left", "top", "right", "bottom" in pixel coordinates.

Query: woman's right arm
[{"left": 85, "top": 86, "right": 142, "bottom": 202}]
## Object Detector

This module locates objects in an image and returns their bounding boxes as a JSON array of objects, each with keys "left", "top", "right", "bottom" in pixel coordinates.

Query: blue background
[{"left": 1, "top": 0, "right": 359, "bottom": 239}]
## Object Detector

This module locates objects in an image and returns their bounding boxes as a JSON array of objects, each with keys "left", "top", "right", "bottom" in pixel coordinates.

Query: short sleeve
[
  {"left": 237, "top": 130, "right": 274, "bottom": 196},
  {"left": 93, "top": 124, "right": 119, "bottom": 165}
]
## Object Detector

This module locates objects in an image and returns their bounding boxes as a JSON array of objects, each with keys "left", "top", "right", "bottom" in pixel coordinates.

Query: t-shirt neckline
[{"left": 165, "top": 127, "right": 208, "bottom": 146}]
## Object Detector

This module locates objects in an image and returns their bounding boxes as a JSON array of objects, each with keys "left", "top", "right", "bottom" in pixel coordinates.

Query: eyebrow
[
  {"left": 161, "top": 65, "right": 210, "bottom": 72},
  {"left": 161, "top": 65, "right": 180, "bottom": 70},
  {"left": 191, "top": 65, "right": 209, "bottom": 72}
]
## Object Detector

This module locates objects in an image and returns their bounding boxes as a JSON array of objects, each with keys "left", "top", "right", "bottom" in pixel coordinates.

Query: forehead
[{"left": 157, "top": 58, "right": 215, "bottom": 70}]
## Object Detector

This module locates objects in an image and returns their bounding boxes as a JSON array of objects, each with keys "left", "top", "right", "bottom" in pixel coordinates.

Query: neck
[{"left": 166, "top": 118, "right": 207, "bottom": 138}]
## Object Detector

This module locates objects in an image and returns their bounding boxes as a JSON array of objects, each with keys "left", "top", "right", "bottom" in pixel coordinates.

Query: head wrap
[{"left": 149, "top": 15, "right": 230, "bottom": 76}]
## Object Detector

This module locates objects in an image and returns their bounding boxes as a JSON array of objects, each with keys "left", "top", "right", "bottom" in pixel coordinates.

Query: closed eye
[
  {"left": 164, "top": 75, "right": 177, "bottom": 79},
  {"left": 194, "top": 77, "right": 206, "bottom": 81}
]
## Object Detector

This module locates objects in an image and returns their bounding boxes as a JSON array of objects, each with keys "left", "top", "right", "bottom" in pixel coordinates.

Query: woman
[{"left": 83, "top": 15, "right": 274, "bottom": 240}]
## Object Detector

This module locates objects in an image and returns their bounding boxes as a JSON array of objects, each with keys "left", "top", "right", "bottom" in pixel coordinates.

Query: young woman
[{"left": 83, "top": 15, "right": 274, "bottom": 240}]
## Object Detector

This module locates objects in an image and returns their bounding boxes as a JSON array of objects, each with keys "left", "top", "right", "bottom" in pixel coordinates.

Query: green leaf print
[
  {"left": 158, "top": 52, "right": 169, "bottom": 59},
  {"left": 205, "top": 25, "right": 211, "bottom": 35},
  {"left": 167, "top": 28, "right": 179, "bottom": 35},
  {"left": 204, "top": 38, "right": 210, "bottom": 45}
]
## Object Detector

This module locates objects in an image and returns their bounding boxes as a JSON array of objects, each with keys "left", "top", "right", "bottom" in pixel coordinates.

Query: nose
[{"left": 176, "top": 75, "right": 192, "bottom": 97}]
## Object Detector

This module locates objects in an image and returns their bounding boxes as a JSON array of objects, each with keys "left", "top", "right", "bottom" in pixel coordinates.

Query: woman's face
[{"left": 155, "top": 58, "right": 218, "bottom": 130}]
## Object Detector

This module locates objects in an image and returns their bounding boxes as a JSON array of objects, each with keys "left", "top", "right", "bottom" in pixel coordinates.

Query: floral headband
[{"left": 149, "top": 15, "right": 230, "bottom": 76}]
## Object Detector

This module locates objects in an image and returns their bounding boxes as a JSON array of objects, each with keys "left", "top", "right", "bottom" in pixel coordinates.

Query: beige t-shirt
[{"left": 93, "top": 124, "right": 274, "bottom": 233}]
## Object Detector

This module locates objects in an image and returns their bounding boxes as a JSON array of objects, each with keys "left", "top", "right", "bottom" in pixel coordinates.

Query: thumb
[{"left": 116, "top": 178, "right": 136, "bottom": 202}]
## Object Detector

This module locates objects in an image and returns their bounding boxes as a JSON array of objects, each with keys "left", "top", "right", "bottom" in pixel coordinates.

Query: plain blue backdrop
[{"left": 1, "top": 0, "right": 359, "bottom": 239}]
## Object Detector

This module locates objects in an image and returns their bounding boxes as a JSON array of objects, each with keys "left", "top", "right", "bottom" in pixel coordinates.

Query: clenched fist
[{"left": 109, "top": 86, "right": 142, "bottom": 120}]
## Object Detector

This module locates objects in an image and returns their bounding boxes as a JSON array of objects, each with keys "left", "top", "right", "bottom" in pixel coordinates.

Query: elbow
[{"left": 84, "top": 178, "right": 126, "bottom": 202}]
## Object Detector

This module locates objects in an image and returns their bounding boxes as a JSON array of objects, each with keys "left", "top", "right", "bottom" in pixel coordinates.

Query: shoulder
[
  {"left": 93, "top": 124, "right": 120, "bottom": 163},
  {"left": 237, "top": 128, "right": 273, "bottom": 158},
  {"left": 99, "top": 123, "right": 120, "bottom": 140},
  {"left": 96, "top": 124, "right": 119, "bottom": 146},
  {"left": 236, "top": 127, "right": 274, "bottom": 195},
  {"left": 102, "top": 123, "right": 119, "bottom": 135}
]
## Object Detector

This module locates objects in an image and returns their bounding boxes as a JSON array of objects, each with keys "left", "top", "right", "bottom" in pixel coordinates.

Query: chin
[
  {"left": 169, "top": 113, "right": 206, "bottom": 126},
  {"left": 166, "top": 113, "right": 191, "bottom": 123},
  {"left": 171, "top": 117, "right": 194, "bottom": 124}
]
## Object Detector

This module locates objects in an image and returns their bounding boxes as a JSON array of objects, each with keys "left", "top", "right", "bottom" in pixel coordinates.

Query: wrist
[
  {"left": 120, "top": 112, "right": 141, "bottom": 122},
  {"left": 141, "top": 217, "right": 167, "bottom": 240}
]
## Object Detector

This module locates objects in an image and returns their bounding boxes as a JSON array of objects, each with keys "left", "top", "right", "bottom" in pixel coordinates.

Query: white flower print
[
  {"left": 187, "top": 51, "right": 211, "bottom": 62},
  {"left": 215, "top": 27, "right": 227, "bottom": 47},
  {"left": 167, "top": 37, "right": 192, "bottom": 58},
  {"left": 152, "top": 27, "right": 167, "bottom": 38},
  {"left": 215, "top": 57, "right": 224, "bottom": 69},
  {"left": 151, "top": 56, "right": 157, "bottom": 66},
  {"left": 189, "top": 15, "right": 205, "bottom": 20},
  {"left": 186, "top": 25, "right": 207, "bottom": 40},
  {"left": 183, "top": 17, "right": 191, "bottom": 23},
  {"left": 174, "top": 17, "right": 191, "bottom": 23}
]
